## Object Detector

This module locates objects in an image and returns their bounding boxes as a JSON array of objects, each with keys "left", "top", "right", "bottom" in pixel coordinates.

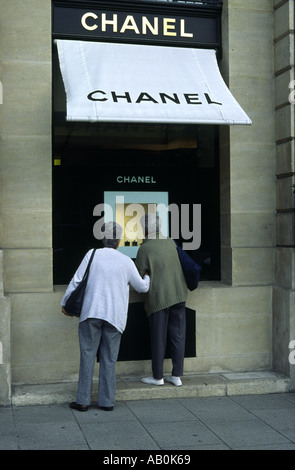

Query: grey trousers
[
  {"left": 77, "top": 318, "right": 122, "bottom": 407},
  {"left": 148, "top": 302, "right": 186, "bottom": 380}
]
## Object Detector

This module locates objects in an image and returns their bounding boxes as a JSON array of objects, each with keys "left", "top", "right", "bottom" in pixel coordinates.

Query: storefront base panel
[{"left": 9, "top": 284, "right": 274, "bottom": 388}]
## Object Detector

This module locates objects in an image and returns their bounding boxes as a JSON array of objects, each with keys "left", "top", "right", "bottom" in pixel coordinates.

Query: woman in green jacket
[{"left": 135, "top": 214, "right": 188, "bottom": 387}]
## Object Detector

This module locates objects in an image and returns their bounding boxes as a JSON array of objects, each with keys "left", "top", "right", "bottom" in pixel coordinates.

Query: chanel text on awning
[{"left": 87, "top": 91, "right": 222, "bottom": 106}]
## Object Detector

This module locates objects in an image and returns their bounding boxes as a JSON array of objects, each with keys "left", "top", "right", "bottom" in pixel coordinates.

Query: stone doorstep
[{"left": 11, "top": 372, "right": 290, "bottom": 406}]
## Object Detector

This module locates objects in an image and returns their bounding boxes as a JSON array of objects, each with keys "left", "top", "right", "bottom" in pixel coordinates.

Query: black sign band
[{"left": 52, "top": 2, "right": 222, "bottom": 49}]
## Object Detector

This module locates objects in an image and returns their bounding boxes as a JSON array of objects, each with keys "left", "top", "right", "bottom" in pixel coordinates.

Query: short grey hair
[
  {"left": 140, "top": 214, "right": 161, "bottom": 237},
  {"left": 101, "top": 222, "right": 123, "bottom": 248}
]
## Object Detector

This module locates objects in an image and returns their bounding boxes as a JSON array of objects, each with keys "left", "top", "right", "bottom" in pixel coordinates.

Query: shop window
[{"left": 52, "top": 47, "right": 220, "bottom": 285}]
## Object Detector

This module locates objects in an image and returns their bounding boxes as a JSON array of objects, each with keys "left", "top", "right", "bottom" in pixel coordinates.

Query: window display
[{"left": 103, "top": 191, "right": 169, "bottom": 257}]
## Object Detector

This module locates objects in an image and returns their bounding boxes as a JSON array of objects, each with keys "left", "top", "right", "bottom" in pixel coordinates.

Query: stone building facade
[{"left": 0, "top": 0, "right": 294, "bottom": 405}]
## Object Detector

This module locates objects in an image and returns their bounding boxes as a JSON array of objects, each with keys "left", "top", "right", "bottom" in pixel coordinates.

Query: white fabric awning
[{"left": 56, "top": 39, "right": 252, "bottom": 125}]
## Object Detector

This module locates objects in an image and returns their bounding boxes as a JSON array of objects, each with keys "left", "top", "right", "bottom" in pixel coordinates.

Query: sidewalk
[{"left": 2, "top": 378, "right": 295, "bottom": 450}]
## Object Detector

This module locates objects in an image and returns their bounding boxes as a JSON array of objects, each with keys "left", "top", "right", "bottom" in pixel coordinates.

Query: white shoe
[
  {"left": 141, "top": 376, "right": 164, "bottom": 386},
  {"left": 164, "top": 376, "right": 182, "bottom": 387}
]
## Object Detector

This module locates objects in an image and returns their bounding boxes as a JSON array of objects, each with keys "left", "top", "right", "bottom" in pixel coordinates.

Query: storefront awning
[{"left": 56, "top": 39, "right": 252, "bottom": 126}]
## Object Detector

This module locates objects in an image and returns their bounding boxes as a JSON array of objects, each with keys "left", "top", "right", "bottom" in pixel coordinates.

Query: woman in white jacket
[{"left": 61, "top": 222, "right": 150, "bottom": 412}]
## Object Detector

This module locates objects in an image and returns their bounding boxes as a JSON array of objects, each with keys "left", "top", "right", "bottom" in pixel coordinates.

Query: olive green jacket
[{"left": 135, "top": 237, "right": 188, "bottom": 316}]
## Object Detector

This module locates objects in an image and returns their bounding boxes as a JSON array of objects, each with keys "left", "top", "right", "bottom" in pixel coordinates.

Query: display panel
[{"left": 104, "top": 191, "right": 169, "bottom": 257}]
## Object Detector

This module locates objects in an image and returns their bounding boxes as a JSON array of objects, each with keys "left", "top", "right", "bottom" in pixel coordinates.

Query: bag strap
[{"left": 82, "top": 248, "right": 96, "bottom": 281}]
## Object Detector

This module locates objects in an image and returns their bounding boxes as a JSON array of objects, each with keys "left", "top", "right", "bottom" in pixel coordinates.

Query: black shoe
[
  {"left": 98, "top": 406, "right": 113, "bottom": 411},
  {"left": 70, "top": 402, "right": 88, "bottom": 412}
]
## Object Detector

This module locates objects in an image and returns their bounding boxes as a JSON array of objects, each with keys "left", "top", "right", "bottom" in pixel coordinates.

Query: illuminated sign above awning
[
  {"left": 56, "top": 40, "right": 252, "bottom": 126},
  {"left": 52, "top": 3, "right": 222, "bottom": 48}
]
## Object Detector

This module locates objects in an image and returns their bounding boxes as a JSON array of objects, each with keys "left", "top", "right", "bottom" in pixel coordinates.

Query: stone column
[
  {"left": 220, "top": 0, "right": 276, "bottom": 287},
  {"left": 0, "top": 0, "right": 52, "bottom": 402},
  {"left": 273, "top": 0, "right": 295, "bottom": 388},
  {"left": 0, "top": 0, "right": 52, "bottom": 294}
]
